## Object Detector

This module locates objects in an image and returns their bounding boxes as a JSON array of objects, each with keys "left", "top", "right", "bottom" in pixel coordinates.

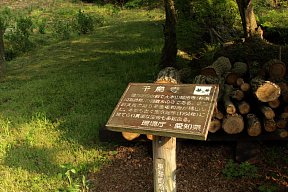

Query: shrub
[
  {"left": 124, "top": 0, "right": 145, "bottom": 9},
  {"left": 37, "top": 19, "right": 47, "bottom": 34},
  {"left": 5, "top": 16, "right": 34, "bottom": 59},
  {"left": 222, "top": 159, "right": 258, "bottom": 179},
  {"left": 0, "top": 7, "right": 12, "bottom": 31},
  {"left": 258, "top": 184, "right": 279, "bottom": 192},
  {"left": 74, "top": 10, "right": 95, "bottom": 34},
  {"left": 52, "top": 19, "right": 72, "bottom": 40},
  {"left": 103, "top": 4, "right": 121, "bottom": 15},
  {"left": 16, "top": 16, "right": 33, "bottom": 36}
]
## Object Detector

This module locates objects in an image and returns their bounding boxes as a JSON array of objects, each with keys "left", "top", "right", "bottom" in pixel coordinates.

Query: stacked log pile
[{"left": 194, "top": 56, "right": 288, "bottom": 138}]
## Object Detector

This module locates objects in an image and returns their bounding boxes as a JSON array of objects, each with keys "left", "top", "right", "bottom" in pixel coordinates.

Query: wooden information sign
[{"left": 106, "top": 83, "right": 219, "bottom": 140}]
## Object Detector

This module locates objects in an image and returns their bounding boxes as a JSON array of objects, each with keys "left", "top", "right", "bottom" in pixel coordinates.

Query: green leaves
[{"left": 222, "top": 159, "right": 258, "bottom": 179}]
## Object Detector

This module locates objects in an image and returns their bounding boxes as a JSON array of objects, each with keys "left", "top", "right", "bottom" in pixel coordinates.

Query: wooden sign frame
[{"left": 106, "top": 83, "right": 219, "bottom": 140}]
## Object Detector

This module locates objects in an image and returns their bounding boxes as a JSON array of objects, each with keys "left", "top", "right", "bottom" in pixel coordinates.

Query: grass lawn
[{"left": 0, "top": 1, "right": 164, "bottom": 191}]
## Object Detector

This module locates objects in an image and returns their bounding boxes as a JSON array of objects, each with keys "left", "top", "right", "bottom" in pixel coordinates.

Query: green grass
[{"left": 0, "top": 2, "right": 164, "bottom": 191}]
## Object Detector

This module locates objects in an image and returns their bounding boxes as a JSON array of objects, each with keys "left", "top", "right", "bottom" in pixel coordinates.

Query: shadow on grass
[{"left": 3, "top": 143, "right": 61, "bottom": 176}]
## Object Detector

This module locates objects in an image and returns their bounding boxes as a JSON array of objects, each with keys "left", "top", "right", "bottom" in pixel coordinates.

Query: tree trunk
[
  {"left": 236, "top": 0, "right": 262, "bottom": 39},
  {"left": 160, "top": 0, "right": 177, "bottom": 68},
  {"left": 0, "top": 29, "right": 5, "bottom": 78}
]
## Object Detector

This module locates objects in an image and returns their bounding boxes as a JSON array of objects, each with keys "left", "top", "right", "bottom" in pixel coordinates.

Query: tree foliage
[{"left": 175, "top": 0, "right": 239, "bottom": 52}]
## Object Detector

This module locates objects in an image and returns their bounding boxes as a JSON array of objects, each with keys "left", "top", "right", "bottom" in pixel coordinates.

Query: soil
[{"left": 89, "top": 140, "right": 288, "bottom": 192}]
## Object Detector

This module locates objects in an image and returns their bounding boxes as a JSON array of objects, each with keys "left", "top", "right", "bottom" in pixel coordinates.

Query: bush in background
[
  {"left": 175, "top": 0, "right": 239, "bottom": 53},
  {"left": 73, "top": 10, "right": 104, "bottom": 34},
  {"left": 74, "top": 10, "right": 95, "bottom": 34},
  {"left": 52, "top": 18, "right": 73, "bottom": 40},
  {"left": 5, "top": 16, "right": 34, "bottom": 60}
]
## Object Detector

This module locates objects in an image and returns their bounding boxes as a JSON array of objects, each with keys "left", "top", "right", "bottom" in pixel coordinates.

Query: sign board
[{"left": 106, "top": 83, "right": 219, "bottom": 140}]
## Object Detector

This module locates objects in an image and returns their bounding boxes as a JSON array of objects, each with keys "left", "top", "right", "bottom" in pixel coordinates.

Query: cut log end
[
  {"left": 208, "top": 118, "right": 221, "bottom": 133},
  {"left": 156, "top": 67, "right": 180, "bottom": 84},
  {"left": 276, "top": 119, "right": 287, "bottom": 129},
  {"left": 122, "top": 132, "right": 141, "bottom": 141},
  {"left": 246, "top": 114, "right": 262, "bottom": 137},
  {"left": 270, "top": 63, "right": 286, "bottom": 78},
  {"left": 225, "top": 72, "right": 238, "bottom": 85},
  {"left": 231, "top": 90, "right": 244, "bottom": 101},
  {"left": 264, "top": 119, "right": 277, "bottom": 132},
  {"left": 268, "top": 99, "right": 280, "bottom": 109},
  {"left": 200, "top": 68, "right": 217, "bottom": 77},
  {"left": 213, "top": 108, "right": 224, "bottom": 120},
  {"left": 146, "top": 134, "right": 153, "bottom": 140},
  {"left": 226, "top": 105, "right": 237, "bottom": 115},
  {"left": 255, "top": 81, "right": 281, "bottom": 102},
  {"left": 240, "top": 83, "right": 250, "bottom": 92},
  {"left": 277, "top": 129, "right": 288, "bottom": 138},
  {"left": 260, "top": 105, "right": 275, "bottom": 120},
  {"left": 237, "top": 101, "right": 250, "bottom": 115},
  {"left": 222, "top": 114, "right": 244, "bottom": 134},
  {"left": 265, "top": 59, "right": 286, "bottom": 80},
  {"left": 200, "top": 56, "right": 231, "bottom": 77}
]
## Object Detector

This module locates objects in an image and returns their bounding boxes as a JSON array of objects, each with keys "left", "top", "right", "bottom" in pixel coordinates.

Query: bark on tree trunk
[
  {"left": 160, "top": 0, "right": 177, "bottom": 68},
  {"left": 0, "top": 29, "right": 5, "bottom": 78},
  {"left": 236, "top": 0, "right": 262, "bottom": 39}
]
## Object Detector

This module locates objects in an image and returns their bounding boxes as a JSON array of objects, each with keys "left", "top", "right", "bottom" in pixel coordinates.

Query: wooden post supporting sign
[
  {"left": 153, "top": 136, "right": 176, "bottom": 192},
  {"left": 153, "top": 67, "right": 178, "bottom": 192}
]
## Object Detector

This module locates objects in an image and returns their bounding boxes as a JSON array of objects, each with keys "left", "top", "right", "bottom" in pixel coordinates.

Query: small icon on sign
[
  {"left": 193, "top": 86, "right": 212, "bottom": 95},
  {"left": 170, "top": 87, "right": 179, "bottom": 93}
]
